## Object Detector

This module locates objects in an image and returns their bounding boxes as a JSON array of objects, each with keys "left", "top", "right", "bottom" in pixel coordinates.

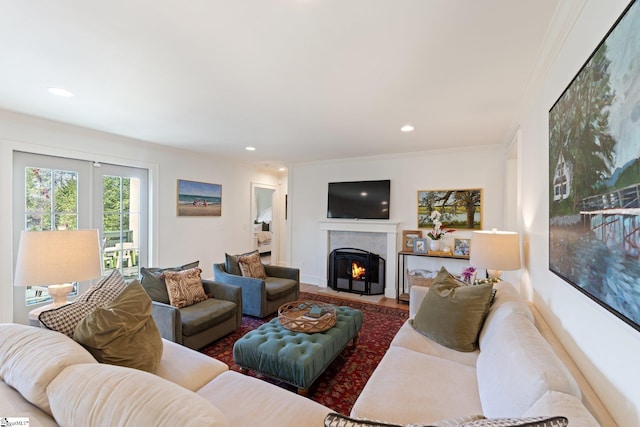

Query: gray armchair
[
  {"left": 213, "top": 263, "right": 299, "bottom": 318},
  {"left": 141, "top": 267, "right": 242, "bottom": 350}
]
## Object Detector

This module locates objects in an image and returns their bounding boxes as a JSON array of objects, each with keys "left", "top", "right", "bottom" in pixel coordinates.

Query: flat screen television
[{"left": 327, "top": 180, "right": 390, "bottom": 220}]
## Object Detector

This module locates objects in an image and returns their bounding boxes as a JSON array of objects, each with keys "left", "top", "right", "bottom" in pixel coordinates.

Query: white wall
[
  {"left": 0, "top": 109, "right": 278, "bottom": 324},
  {"left": 288, "top": 146, "right": 508, "bottom": 287},
  {"left": 518, "top": 1, "right": 640, "bottom": 425}
]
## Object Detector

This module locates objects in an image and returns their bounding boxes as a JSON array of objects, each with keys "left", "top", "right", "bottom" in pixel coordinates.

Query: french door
[{"left": 12, "top": 152, "right": 148, "bottom": 323}]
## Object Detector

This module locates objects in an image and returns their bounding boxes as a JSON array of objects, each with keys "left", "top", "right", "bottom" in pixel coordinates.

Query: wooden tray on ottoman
[{"left": 278, "top": 300, "right": 337, "bottom": 333}]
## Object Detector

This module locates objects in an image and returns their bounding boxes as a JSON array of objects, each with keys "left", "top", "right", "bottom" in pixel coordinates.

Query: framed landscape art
[
  {"left": 548, "top": 0, "right": 640, "bottom": 332},
  {"left": 417, "top": 189, "right": 482, "bottom": 230},
  {"left": 177, "top": 179, "right": 222, "bottom": 217}
]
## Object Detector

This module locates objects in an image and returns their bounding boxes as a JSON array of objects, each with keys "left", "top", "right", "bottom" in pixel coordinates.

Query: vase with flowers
[{"left": 426, "top": 211, "right": 455, "bottom": 251}]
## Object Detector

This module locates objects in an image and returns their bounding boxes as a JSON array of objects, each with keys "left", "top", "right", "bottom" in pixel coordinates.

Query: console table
[{"left": 396, "top": 250, "right": 469, "bottom": 303}]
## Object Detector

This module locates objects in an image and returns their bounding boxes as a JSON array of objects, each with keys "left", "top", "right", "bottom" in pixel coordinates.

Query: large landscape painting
[{"left": 549, "top": 0, "right": 640, "bottom": 331}]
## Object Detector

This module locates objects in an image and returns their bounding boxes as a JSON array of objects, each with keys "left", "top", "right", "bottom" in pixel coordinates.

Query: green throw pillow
[
  {"left": 140, "top": 261, "right": 200, "bottom": 304},
  {"left": 73, "top": 280, "right": 163, "bottom": 373},
  {"left": 412, "top": 279, "right": 493, "bottom": 352},
  {"left": 434, "top": 266, "right": 467, "bottom": 286},
  {"left": 225, "top": 250, "right": 259, "bottom": 276}
]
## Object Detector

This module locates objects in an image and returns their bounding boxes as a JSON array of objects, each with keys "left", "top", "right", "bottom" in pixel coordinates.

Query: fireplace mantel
[{"left": 319, "top": 220, "right": 399, "bottom": 298}]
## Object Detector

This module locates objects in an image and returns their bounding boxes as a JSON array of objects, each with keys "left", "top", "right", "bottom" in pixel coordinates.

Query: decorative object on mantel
[
  {"left": 548, "top": 0, "right": 640, "bottom": 332},
  {"left": 470, "top": 229, "right": 521, "bottom": 280},
  {"left": 417, "top": 189, "right": 482, "bottom": 230},
  {"left": 176, "top": 179, "right": 222, "bottom": 217},
  {"left": 401, "top": 229, "right": 421, "bottom": 250},
  {"left": 413, "top": 238, "right": 427, "bottom": 254}
]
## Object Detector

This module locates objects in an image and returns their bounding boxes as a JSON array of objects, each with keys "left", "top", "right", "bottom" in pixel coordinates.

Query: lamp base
[
  {"left": 46, "top": 283, "right": 74, "bottom": 307},
  {"left": 487, "top": 269, "right": 503, "bottom": 281}
]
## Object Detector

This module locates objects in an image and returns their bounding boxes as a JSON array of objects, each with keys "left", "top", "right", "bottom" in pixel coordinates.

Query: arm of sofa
[
  {"left": 264, "top": 265, "right": 299, "bottom": 282},
  {"left": 213, "top": 263, "right": 266, "bottom": 311},
  {"left": 151, "top": 301, "right": 183, "bottom": 344},
  {"left": 409, "top": 285, "right": 429, "bottom": 318},
  {"left": 202, "top": 279, "right": 243, "bottom": 328}
]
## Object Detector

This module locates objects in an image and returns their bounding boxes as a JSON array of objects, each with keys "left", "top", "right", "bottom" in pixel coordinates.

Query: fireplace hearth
[{"left": 328, "top": 248, "right": 385, "bottom": 295}]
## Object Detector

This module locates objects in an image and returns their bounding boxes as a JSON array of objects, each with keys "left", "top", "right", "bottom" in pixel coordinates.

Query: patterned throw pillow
[
  {"left": 163, "top": 268, "right": 208, "bottom": 309},
  {"left": 225, "top": 250, "right": 259, "bottom": 276},
  {"left": 454, "top": 417, "right": 568, "bottom": 427},
  {"left": 238, "top": 251, "right": 267, "bottom": 280},
  {"left": 323, "top": 414, "right": 568, "bottom": 427},
  {"left": 39, "top": 270, "right": 127, "bottom": 337}
]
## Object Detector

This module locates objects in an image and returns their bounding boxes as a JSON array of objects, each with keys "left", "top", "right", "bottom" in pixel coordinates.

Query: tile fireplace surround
[{"left": 319, "top": 220, "right": 399, "bottom": 298}]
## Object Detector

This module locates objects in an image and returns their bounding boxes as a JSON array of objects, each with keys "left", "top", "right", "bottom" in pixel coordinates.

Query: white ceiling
[{"left": 0, "top": 0, "right": 565, "bottom": 171}]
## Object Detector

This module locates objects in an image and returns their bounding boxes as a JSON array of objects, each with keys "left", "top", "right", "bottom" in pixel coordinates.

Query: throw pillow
[
  {"left": 73, "top": 280, "right": 163, "bottom": 373},
  {"left": 225, "top": 250, "right": 259, "bottom": 276},
  {"left": 412, "top": 280, "right": 493, "bottom": 352},
  {"left": 39, "top": 270, "right": 126, "bottom": 337},
  {"left": 238, "top": 251, "right": 267, "bottom": 280},
  {"left": 163, "top": 267, "right": 209, "bottom": 308},
  {"left": 323, "top": 414, "right": 567, "bottom": 427},
  {"left": 140, "top": 260, "right": 200, "bottom": 304},
  {"left": 454, "top": 416, "right": 568, "bottom": 426},
  {"left": 434, "top": 266, "right": 467, "bottom": 286}
]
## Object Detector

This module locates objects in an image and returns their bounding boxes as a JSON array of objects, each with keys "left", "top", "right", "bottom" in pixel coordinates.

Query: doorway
[{"left": 251, "top": 183, "right": 278, "bottom": 265}]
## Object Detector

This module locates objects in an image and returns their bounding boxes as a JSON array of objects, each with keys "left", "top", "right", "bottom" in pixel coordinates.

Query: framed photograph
[
  {"left": 402, "top": 230, "right": 421, "bottom": 251},
  {"left": 177, "top": 179, "right": 222, "bottom": 217},
  {"left": 417, "top": 189, "right": 482, "bottom": 230},
  {"left": 453, "top": 238, "right": 470, "bottom": 257},
  {"left": 413, "top": 238, "right": 427, "bottom": 254},
  {"left": 548, "top": 0, "right": 640, "bottom": 332}
]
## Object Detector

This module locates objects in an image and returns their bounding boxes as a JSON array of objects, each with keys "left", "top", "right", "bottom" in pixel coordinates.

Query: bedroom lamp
[
  {"left": 469, "top": 229, "right": 521, "bottom": 280},
  {"left": 14, "top": 229, "right": 102, "bottom": 309}
]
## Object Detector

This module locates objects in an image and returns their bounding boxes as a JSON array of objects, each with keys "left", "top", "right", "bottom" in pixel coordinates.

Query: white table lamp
[
  {"left": 14, "top": 229, "right": 102, "bottom": 309},
  {"left": 470, "top": 229, "right": 521, "bottom": 280}
]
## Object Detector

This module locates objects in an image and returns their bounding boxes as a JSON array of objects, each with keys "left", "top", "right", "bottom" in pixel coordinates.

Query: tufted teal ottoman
[{"left": 233, "top": 305, "right": 363, "bottom": 395}]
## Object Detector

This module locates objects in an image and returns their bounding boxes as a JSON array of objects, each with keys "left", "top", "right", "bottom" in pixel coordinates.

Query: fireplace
[{"left": 328, "top": 248, "right": 385, "bottom": 295}]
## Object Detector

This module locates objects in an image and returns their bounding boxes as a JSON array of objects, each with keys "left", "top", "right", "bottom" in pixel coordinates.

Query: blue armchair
[{"left": 213, "top": 262, "right": 299, "bottom": 318}]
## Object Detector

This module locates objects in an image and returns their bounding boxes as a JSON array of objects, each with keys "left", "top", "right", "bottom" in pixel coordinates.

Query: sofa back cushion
[
  {"left": 47, "top": 363, "right": 229, "bottom": 426},
  {"left": 478, "top": 281, "right": 534, "bottom": 350},
  {"left": 0, "top": 323, "right": 96, "bottom": 416},
  {"left": 476, "top": 313, "right": 581, "bottom": 418}
]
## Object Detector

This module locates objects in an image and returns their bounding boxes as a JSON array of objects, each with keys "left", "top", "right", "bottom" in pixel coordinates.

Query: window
[{"left": 13, "top": 152, "right": 148, "bottom": 313}]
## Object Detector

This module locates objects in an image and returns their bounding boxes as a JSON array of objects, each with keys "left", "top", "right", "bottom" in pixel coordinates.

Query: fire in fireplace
[{"left": 329, "top": 248, "right": 385, "bottom": 295}]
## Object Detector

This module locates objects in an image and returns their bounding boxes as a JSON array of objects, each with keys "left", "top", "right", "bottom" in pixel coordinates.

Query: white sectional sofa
[
  {"left": 1, "top": 281, "right": 617, "bottom": 426},
  {"left": 351, "top": 281, "right": 613, "bottom": 426},
  {"left": 0, "top": 323, "right": 332, "bottom": 427}
]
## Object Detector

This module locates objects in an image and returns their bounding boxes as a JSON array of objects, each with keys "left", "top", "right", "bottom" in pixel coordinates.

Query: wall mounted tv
[{"left": 327, "top": 180, "right": 390, "bottom": 220}]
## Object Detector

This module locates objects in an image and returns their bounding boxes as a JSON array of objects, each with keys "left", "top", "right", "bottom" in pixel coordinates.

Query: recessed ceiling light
[
  {"left": 278, "top": 167, "right": 286, "bottom": 172},
  {"left": 401, "top": 124, "right": 414, "bottom": 132},
  {"left": 245, "top": 146, "right": 256, "bottom": 151},
  {"left": 48, "top": 87, "right": 74, "bottom": 97}
]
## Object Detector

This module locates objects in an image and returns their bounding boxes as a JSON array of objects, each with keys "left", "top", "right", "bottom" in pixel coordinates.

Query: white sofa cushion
[
  {"left": 156, "top": 338, "right": 228, "bottom": 391},
  {"left": 391, "top": 321, "right": 479, "bottom": 367},
  {"left": 0, "top": 323, "right": 96, "bottom": 416},
  {"left": 47, "top": 363, "right": 229, "bottom": 426},
  {"left": 197, "top": 370, "right": 332, "bottom": 427},
  {"left": 523, "top": 391, "right": 600, "bottom": 427},
  {"left": 476, "top": 313, "right": 581, "bottom": 418},
  {"left": 351, "top": 346, "right": 483, "bottom": 425},
  {"left": 478, "top": 282, "right": 534, "bottom": 350},
  {"left": 0, "top": 381, "right": 57, "bottom": 427}
]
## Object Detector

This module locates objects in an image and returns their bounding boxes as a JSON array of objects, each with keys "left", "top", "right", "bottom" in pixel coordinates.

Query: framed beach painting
[
  {"left": 548, "top": 0, "right": 640, "bottom": 332},
  {"left": 417, "top": 189, "right": 482, "bottom": 230},
  {"left": 177, "top": 179, "right": 222, "bottom": 217}
]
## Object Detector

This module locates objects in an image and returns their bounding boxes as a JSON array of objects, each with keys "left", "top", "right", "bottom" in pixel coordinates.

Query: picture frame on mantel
[
  {"left": 417, "top": 189, "right": 482, "bottom": 230},
  {"left": 402, "top": 230, "right": 421, "bottom": 251}
]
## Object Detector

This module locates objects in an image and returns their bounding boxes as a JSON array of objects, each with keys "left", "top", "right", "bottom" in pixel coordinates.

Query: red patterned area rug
[{"left": 200, "top": 291, "right": 409, "bottom": 415}]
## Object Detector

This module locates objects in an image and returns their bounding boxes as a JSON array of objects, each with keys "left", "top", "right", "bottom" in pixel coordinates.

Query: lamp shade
[
  {"left": 14, "top": 229, "right": 102, "bottom": 286},
  {"left": 469, "top": 229, "right": 521, "bottom": 272}
]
